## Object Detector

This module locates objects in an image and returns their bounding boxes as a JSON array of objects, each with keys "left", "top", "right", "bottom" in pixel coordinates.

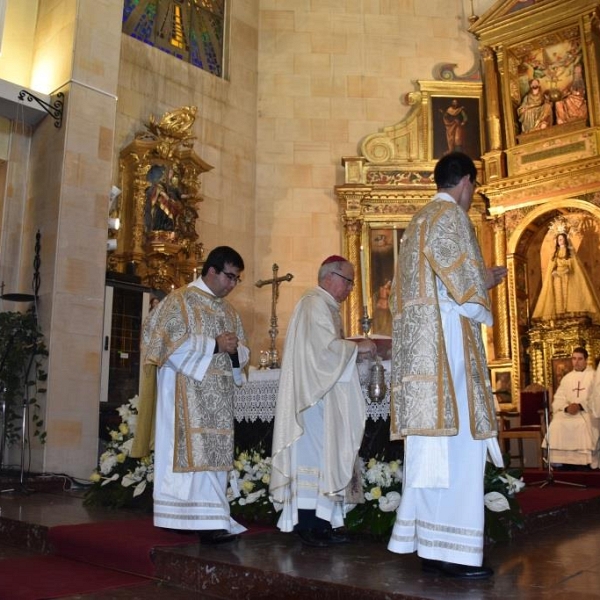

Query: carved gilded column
[
  {"left": 344, "top": 217, "right": 363, "bottom": 337},
  {"left": 492, "top": 215, "right": 510, "bottom": 360},
  {"left": 582, "top": 10, "right": 600, "bottom": 126},
  {"left": 336, "top": 184, "right": 371, "bottom": 337},
  {"left": 481, "top": 46, "right": 502, "bottom": 152},
  {"left": 480, "top": 46, "right": 507, "bottom": 181}
]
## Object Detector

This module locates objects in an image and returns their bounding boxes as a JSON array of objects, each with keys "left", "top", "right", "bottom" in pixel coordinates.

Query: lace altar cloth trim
[{"left": 233, "top": 373, "right": 390, "bottom": 422}]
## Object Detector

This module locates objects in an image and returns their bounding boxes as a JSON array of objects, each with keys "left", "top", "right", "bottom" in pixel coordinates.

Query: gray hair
[{"left": 318, "top": 259, "right": 349, "bottom": 283}]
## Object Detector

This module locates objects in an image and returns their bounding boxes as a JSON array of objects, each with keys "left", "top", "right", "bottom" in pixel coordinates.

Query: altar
[{"left": 233, "top": 363, "right": 402, "bottom": 460}]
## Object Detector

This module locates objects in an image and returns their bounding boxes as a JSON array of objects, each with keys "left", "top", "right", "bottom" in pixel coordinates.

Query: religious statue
[
  {"left": 439, "top": 99, "right": 468, "bottom": 154},
  {"left": 532, "top": 231, "right": 600, "bottom": 322},
  {"left": 144, "top": 164, "right": 183, "bottom": 232},
  {"left": 517, "top": 78, "right": 553, "bottom": 134},
  {"left": 555, "top": 63, "right": 588, "bottom": 126}
]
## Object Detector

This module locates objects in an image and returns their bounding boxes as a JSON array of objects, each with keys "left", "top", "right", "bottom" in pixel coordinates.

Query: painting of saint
[{"left": 432, "top": 97, "right": 481, "bottom": 159}]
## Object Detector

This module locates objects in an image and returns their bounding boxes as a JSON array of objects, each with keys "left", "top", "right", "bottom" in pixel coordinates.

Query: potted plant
[{"left": 0, "top": 308, "right": 48, "bottom": 467}]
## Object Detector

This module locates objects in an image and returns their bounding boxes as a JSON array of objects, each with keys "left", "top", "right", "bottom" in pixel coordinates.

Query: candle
[
  {"left": 393, "top": 228, "right": 398, "bottom": 275},
  {"left": 171, "top": 284, "right": 175, "bottom": 291},
  {"left": 193, "top": 267, "right": 197, "bottom": 278},
  {"left": 360, "top": 245, "right": 367, "bottom": 308}
]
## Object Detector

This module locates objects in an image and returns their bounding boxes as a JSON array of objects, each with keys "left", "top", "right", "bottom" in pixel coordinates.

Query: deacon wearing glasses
[
  {"left": 270, "top": 255, "right": 376, "bottom": 547},
  {"left": 135, "top": 245, "right": 248, "bottom": 546}
]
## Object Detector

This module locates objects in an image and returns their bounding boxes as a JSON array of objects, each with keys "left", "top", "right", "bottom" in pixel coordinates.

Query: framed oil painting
[
  {"left": 552, "top": 357, "right": 573, "bottom": 392},
  {"left": 492, "top": 369, "right": 513, "bottom": 406},
  {"left": 367, "top": 227, "right": 403, "bottom": 336},
  {"left": 431, "top": 96, "right": 482, "bottom": 160}
]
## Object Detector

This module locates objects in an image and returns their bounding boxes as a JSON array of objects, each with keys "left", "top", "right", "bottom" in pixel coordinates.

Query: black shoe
[
  {"left": 297, "top": 529, "right": 329, "bottom": 548},
  {"left": 198, "top": 529, "right": 239, "bottom": 545},
  {"left": 421, "top": 558, "right": 494, "bottom": 579},
  {"left": 323, "top": 529, "right": 351, "bottom": 545}
]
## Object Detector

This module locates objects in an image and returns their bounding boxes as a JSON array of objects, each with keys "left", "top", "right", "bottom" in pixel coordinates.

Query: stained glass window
[{"left": 123, "top": 0, "right": 225, "bottom": 77}]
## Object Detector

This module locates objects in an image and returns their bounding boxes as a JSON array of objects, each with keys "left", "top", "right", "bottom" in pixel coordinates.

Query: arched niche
[{"left": 504, "top": 197, "right": 600, "bottom": 392}]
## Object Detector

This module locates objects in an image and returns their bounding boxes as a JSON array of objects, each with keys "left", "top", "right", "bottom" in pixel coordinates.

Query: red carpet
[
  {"left": 1, "top": 519, "right": 274, "bottom": 600},
  {"left": 522, "top": 467, "right": 600, "bottom": 488},
  {"left": 47, "top": 516, "right": 194, "bottom": 577},
  {"left": 3, "top": 493, "right": 598, "bottom": 600},
  {"left": 0, "top": 555, "right": 148, "bottom": 600},
  {"left": 518, "top": 484, "right": 600, "bottom": 514}
]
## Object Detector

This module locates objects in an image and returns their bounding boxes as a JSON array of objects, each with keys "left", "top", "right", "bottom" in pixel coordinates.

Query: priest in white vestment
[
  {"left": 270, "top": 256, "right": 375, "bottom": 547},
  {"left": 133, "top": 246, "right": 249, "bottom": 545},
  {"left": 388, "top": 152, "right": 506, "bottom": 579},
  {"left": 545, "top": 347, "right": 598, "bottom": 469}
]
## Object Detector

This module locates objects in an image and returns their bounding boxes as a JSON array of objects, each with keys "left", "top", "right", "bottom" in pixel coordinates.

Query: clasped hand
[{"left": 216, "top": 331, "right": 238, "bottom": 354}]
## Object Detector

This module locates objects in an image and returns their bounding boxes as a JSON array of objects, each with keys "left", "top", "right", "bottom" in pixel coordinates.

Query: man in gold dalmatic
[
  {"left": 133, "top": 246, "right": 249, "bottom": 545},
  {"left": 388, "top": 152, "right": 506, "bottom": 579}
]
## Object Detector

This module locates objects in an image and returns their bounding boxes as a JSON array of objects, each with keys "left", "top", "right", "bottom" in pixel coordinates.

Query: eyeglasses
[
  {"left": 332, "top": 271, "right": 354, "bottom": 286},
  {"left": 221, "top": 270, "right": 242, "bottom": 284}
]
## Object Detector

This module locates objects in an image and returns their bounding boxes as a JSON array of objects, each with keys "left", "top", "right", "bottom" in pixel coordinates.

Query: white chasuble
[{"left": 270, "top": 286, "right": 366, "bottom": 532}]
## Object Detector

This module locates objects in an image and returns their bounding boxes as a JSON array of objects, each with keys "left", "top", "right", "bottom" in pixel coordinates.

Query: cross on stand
[{"left": 255, "top": 264, "right": 293, "bottom": 368}]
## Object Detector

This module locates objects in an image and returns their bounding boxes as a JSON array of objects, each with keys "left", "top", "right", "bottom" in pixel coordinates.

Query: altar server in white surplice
[
  {"left": 132, "top": 246, "right": 249, "bottom": 546},
  {"left": 545, "top": 347, "right": 598, "bottom": 469},
  {"left": 270, "top": 256, "right": 375, "bottom": 548},
  {"left": 388, "top": 152, "right": 506, "bottom": 580}
]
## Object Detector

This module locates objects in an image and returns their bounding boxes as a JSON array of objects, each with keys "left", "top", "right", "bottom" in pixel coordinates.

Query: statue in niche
[
  {"left": 532, "top": 230, "right": 600, "bottom": 322},
  {"left": 517, "top": 78, "right": 553, "bottom": 133},
  {"left": 555, "top": 63, "right": 588, "bottom": 125},
  {"left": 144, "top": 164, "right": 183, "bottom": 232}
]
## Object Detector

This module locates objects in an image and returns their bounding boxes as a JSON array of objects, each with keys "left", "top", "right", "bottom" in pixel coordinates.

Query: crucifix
[
  {"left": 255, "top": 264, "right": 293, "bottom": 368},
  {"left": 573, "top": 380, "right": 586, "bottom": 398}
]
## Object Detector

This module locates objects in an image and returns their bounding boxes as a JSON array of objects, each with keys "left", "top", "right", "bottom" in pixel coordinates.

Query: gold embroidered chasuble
[
  {"left": 136, "top": 285, "right": 246, "bottom": 472},
  {"left": 390, "top": 194, "right": 497, "bottom": 441}
]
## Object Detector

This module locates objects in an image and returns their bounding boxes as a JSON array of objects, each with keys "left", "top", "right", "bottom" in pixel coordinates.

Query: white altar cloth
[{"left": 233, "top": 364, "right": 391, "bottom": 422}]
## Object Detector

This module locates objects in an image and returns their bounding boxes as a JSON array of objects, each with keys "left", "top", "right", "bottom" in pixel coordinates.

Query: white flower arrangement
[
  {"left": 344, "top": 456, "right": 404, "bottom": 536},
  {"left": 227, "top": 448, "right": 275, "bottom": 522},
  {"left": 85, "top": 395, "right": 154, "bottom": 509},
  {"left": 362, "top": 457, "right": 403, "bottom": 513}
]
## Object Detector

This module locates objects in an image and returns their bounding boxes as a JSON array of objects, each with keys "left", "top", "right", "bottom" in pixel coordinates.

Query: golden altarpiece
[
  {"left": 337, "top": 0, "right": 600, "bottom": 407},
  {"left": 100, "top": 106, "right": 212, "bottom": 410},
  {"left": 107, "top": 106, "right": 212, "bottom": 293}
]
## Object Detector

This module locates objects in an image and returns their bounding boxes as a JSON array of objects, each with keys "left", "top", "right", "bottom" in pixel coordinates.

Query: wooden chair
[{"left": 498, "top": 384, "right": 548, "bottom": 468}]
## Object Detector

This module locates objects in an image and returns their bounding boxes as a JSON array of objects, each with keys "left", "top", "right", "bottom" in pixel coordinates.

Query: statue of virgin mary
[{"left": 532, "top": 231, "right": 600, "bottom": 322}]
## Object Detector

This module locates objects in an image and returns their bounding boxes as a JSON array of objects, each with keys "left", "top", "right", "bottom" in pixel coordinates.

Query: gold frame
[{"left": 429, "top": 92, "right": 484, "bottom": 160}]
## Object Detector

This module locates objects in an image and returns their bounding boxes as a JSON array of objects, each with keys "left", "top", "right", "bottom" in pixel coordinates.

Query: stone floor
[{"left": 1, "top": 481, "right": 600, "bottom": 599}]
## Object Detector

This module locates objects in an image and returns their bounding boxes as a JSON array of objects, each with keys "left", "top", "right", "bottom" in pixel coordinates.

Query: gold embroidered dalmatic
[
  {"left": 390, "top": 195, "right": 497, "bottom": 441},
  {"left": 136, "top": 286, "right": 246, "bottom": 472}
]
